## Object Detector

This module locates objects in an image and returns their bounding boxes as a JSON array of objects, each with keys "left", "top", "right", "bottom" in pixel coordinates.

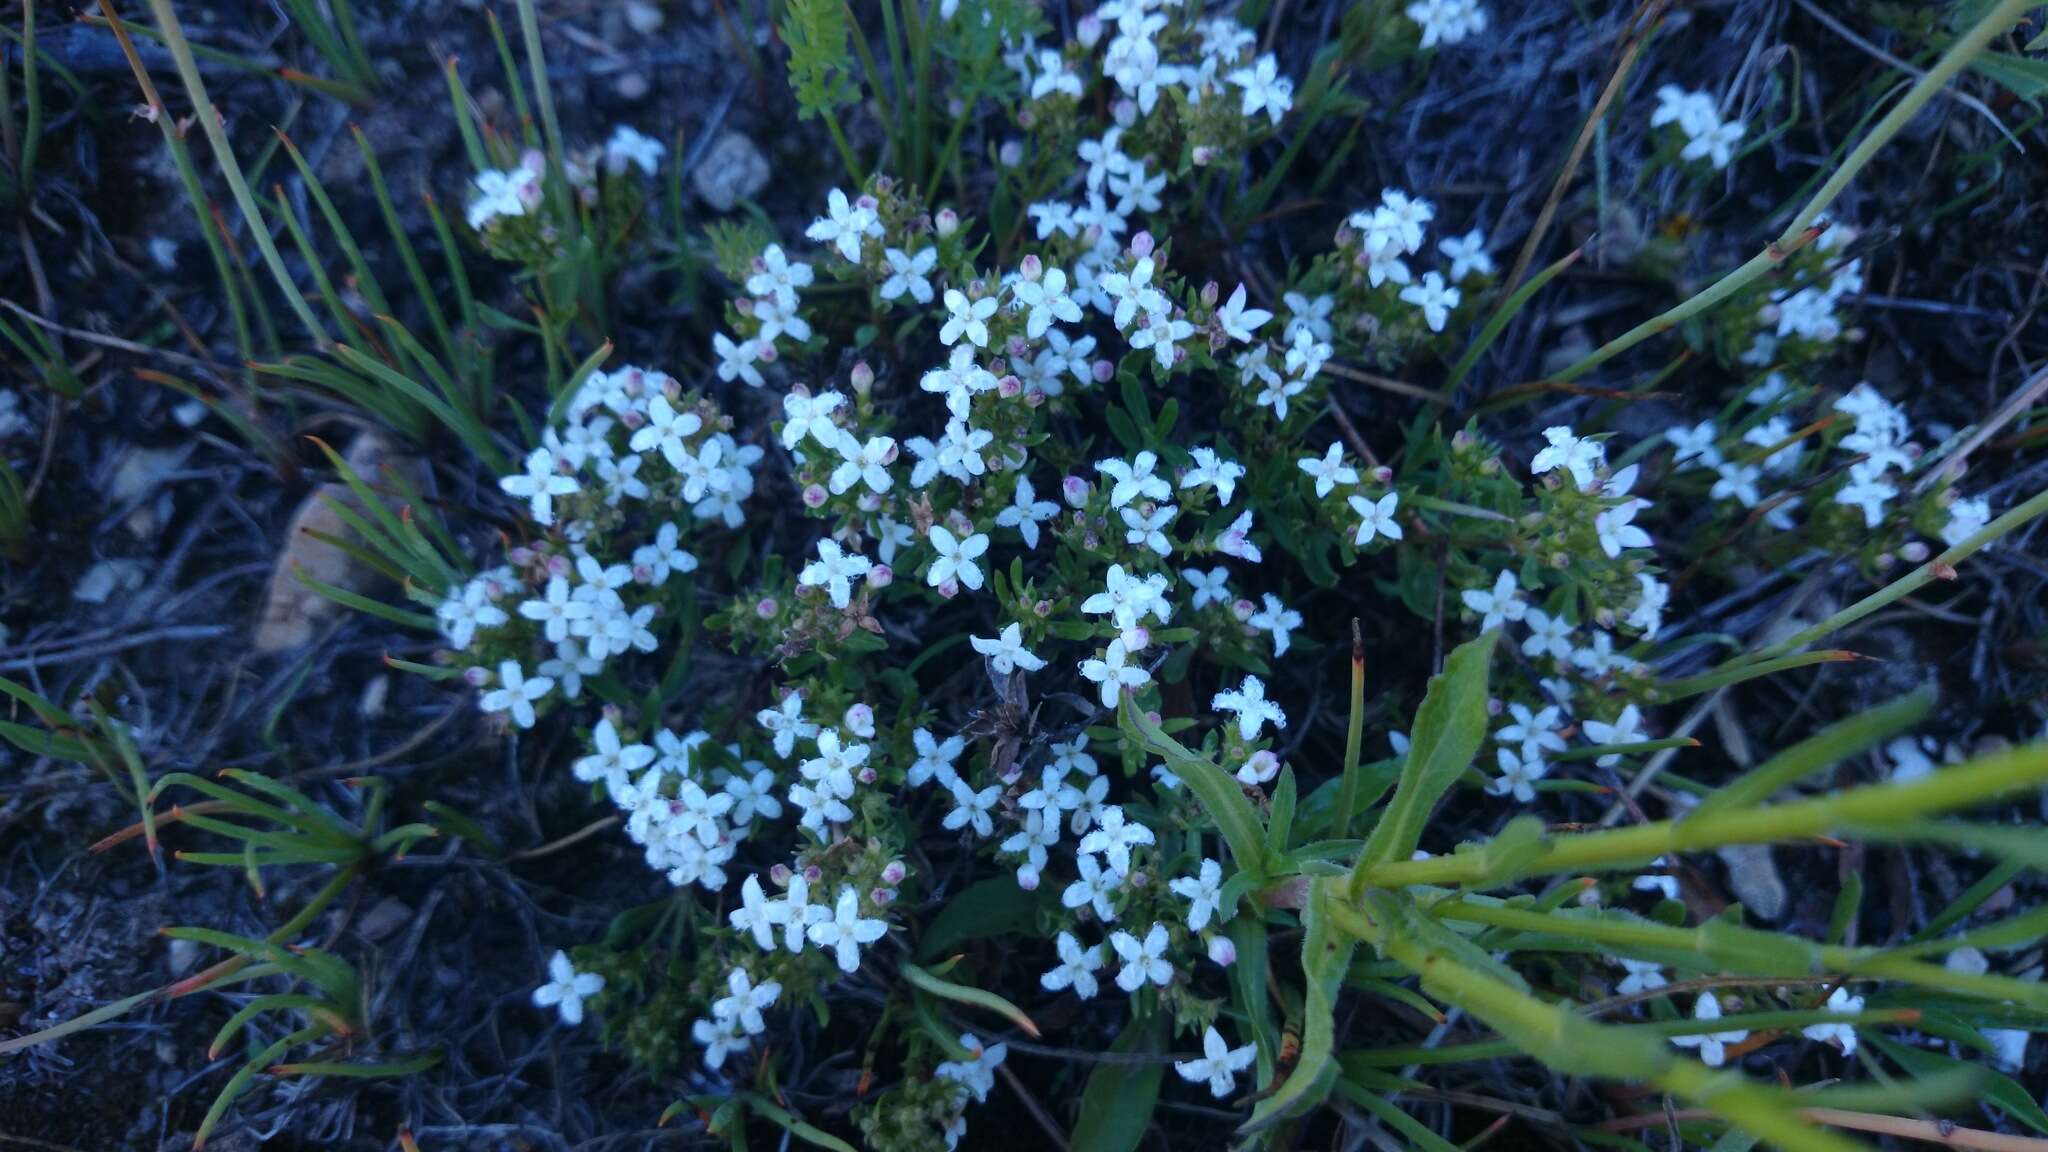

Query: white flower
[
  {"left": 927, "top": 525, "right": 989, "bottom": 591},
  {"left": 1628, "top": 574, "right": 1669, "bottom": 638},
  {"left": 1941, "top": 495, "right": 1991, "bottom": 547},
  {"left": 798, "top": 728, "right": 866, "bottom": 800},
  {"left": 971, "top": 622, "right": 1048, "bottom": 675},
  {"left": 747, "top": 244, "right": 815, "bottom": 311},
  {"left": 1521, "top": 608, "right": 1575, "bottom": 661},
  {"left": 1438, "top": 229, "right": 1494, "bottom": 280},
  {"left": 713, "top": 967, "right": 781, "bottom": 1035},
  {"left": 1216, "top": 283, "right": 1272, "bottom": 343},
  {"left": 1247, "top": 593, "right": 1301, "bottom": 656},
  {"left": 1284, "top": 326, "right": 1332, "bottom": 379},
  {"left": 1225, "top": 54, "right": 1293, "bottom": 124},
  {"left": 1052, "top": 736, "right": 1099, "bottom": 780},
  {"left": 1175, "top": 1025, "right": 1257, "bottom": 1098},
  {"left": 1121, "top": 503, "right": 1177, "bottom": 555},
  {"left": 1683, "top": 117, "right": 1745, "bottom": 169},
  {"left": 781, "top": 390, "right": 845, "bottom": 451},
  {"left": 574, "top": 717, "right": 656, "bottom": 790},
  {"left": 603, "top": 125, "right": 665, "bottom": 175},
  {"left": 1531, "top": 426, "right": 1604, "bottom": 488},
  {"left": 1652, "top": 85, "right": 1718, "bottom": 135},
  {"left": 691, "top": 1014, "right": 745, "bottom": 1069},
  {"left": 518, "top": 576, "right": 592, "bottom": 644},
  {"left": 1079, "top": 639, "right": 1152, "bottom": 708},
  {"left": 731, "top": 874, "right": 780, "bottom": 950},
  {"left": 1633, "top": 872, "right": 1679, "bottom": 901},
  {"left": 1111, "top": 39, "right": 1180, "bottom": 115},
  {"left": 1099, "top": 257, "right": 1163, "bottom": 330},
  {"left": 1041, "top": 931, "right": 1103, "bottom": 999},
  {"left": 1594, "top": 500, "right": 1652, "bottom": 558},
  {"left": 805, "top": 187, "right": 878, "bottom": 262},
  {"left": 533, "top": 950, "right": 605, "bottom": 1025},
  {"left": 878, "top": 246, "right": 939, "bottom": 305},
  {"left": 1169, "top": 859, "right": 1226, "bottom": 930},
  {"left": 1012, "top": 267, "right": 1082, "bottom": 339},
  {"left": 1183, "top": 566, "right": 1232, "bottom": 609},
  {"left": 1298, "top": 443, "right": 1359, "bottom": 498},
  {"left": 806, "top": 885, "right": 889, "bottom": 973},
  {"left": 480, "top": 660, "right": 552, "bottom": 729},
  {"left": 1670, "top": 993, "right": 1749, "bottom": 1067},
  {"left": 752, "top": 297, "right": 811, "bottom": 347},
  {"left": 943, "top": 775, "right": 1002, "bottom": 838},
  {"left": 1711, "top": 461, "right": 1762, "bottom": 507},
  {"left": 941, "top": 288, "right": 1000, "bottom": 348},
  {"left": 1129, "top": 307, "right": 1194, "bottom": 372},
  {"left": 1078, "top": 128, "right": 1131, "bottom": 190},
  {"left": 995, "top": 474, "right": 1058, "bottom": 549},
  {"left": 1348, "top": 490, "right": 1403, "bottom": 546},
  {"left": 1180, "top": 447, "right": 1245, "bottom": 505},
  {"left": 712, "top": 332, "right": 766, "bottom": 388},
  {"left": 1487, "top": 747, "right": 1548, "bottom": 803},
  {"left": 467, "top": 166, "right": 537, "bottom": 230},
  {"left": 1498, "top": 703, "right": 1568, "bottom": 761},
  {"left": 1835, "top": 474, "right": 1894, "bottom": 528},
  {"left": 1615, "top": 958, "right": 1667, "bottom": 995},
  {"left": 1398, "top": 271, "right": 1460, "bottom": 332},
  {"left": 908, "top": 727, "right": 966, "bottom": 788},
  {"left": 756, "top": 691, "right": 818, "bottom": 759},
  {"left": 829, "top": 431, "right": 896, "bottom": 495},
  {"left": 1407, "top": 0, "right": 1489, "bottom": 47},
  {"left": 935, "top": 1033, "right": 1007, "bottom": 1104},
  {"left": 921, "top": 344, "right": 997, "bottom": 419},
  {"left": 1460, "top": 570, "right": 1526, "bottom": 631},
  {"left": 1080, "top": 805, "right": 1156, "bottom": 876},
  {"left": 1581, "top": 704, "right": 1646, "bottom": 767},
  {"left": 499, "top": 447, "right": 581, "bottom": 525},
  {"left": 1063, "top": 852, "right": 1122, "bottom": 921},
  {"left": 1212, "top": 675, "right": 1287, "bottom": 741},
  {"left": 632, "top": 522, "right": 698, "bottom": 585},
  {"left": 798, "top": 539, "right": 873, "bottom": 609},
  {"left": 1110, "top": 922, "right": 1173, "bottom": 991},
  {"left": 1030, "top": 47, "right": 1082, "bottom": 99}
]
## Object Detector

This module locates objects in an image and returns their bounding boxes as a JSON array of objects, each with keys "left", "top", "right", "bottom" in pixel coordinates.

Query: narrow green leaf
[
  {"left": 1689, "top": 688, "right": 1934, "bottom": 819},
  {"left": 1354, "top": 629, "right": 1498, "bottom": 885},
  {"left": 1070, "top": 1014, "right": 1162, "bottom": 1152},
  {"left": 899, "top": 962, "right": 1040, "bottom": 1037},
  {"left": 1121, "top": 696, "right": 1271, "bottom": 878}
]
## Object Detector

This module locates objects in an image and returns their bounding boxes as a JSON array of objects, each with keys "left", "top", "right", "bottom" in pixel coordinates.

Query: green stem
[
  {"left": 1333, "top": 623, "right": 1367, "bottom": 836},
  {"left": 1552, "top": 0, "right": 2033, "bottom": 383},
  {"left": 143, "top": 0, "right": 326, "bottom": 344}
]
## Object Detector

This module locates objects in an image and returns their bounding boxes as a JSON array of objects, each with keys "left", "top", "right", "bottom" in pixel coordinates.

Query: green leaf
[
  {"left": 1354, "top": 629, "right": 1498, "bottom": 882},
  {"left": 1243, "top": 878, "right": 1355, "bottom": 1133},
  {"left": 739, "top": 1092, "right": 857, "bottom": 1152},
  {"left": 917, "top": 875, "right": 1054, "bottom": 960},
  {"left": 1121, "top": 697, "right": 1272, "bottom": 877},
  {"left": 1864, "top": 1034, "right": 2048, "bottom": 1136},
  {"left": 1070, "top": 1014, "right": 1163, "bottom": 1152},
  {"left": 1265, "top": 766, "right": 1297, "bottom": 857},
  {"left": 1968, "top": 52, "right": 2048, "bottom": 100},
  {"left": 900, "top": 962, "right": 1040, "bottom": 1037}
]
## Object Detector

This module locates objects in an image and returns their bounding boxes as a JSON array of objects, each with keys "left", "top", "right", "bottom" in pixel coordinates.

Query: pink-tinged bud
[
  {"left": 1371, "top": 465, "right": 1394, "bottom": 485},
  {"left": 935, "top": 209, "right": 959, "bottom": 237},
  {"left": 508, "top": 546, "right": 535, "bottom": 566},
  {"left": 1486, "top": 697, "right": 1504, "bottom": 717},
  {"left": 769, "top": 862, "right": 793, "bottom": 885},
  {"left": 851, "top": 360, "right": 875, "bottom": 392},
  {"left": 1128, "top": 869, "right": 1150, "bottom": 888},
  {"left": 1201, "top": 281, "right": 1220, "bottom": 309},
  {"left": 1025, "top": 388, "right": 1047, "bottom": 408},
  {"left": 1899, "top": 540, "right": 1930, "bottom": 563},
  {"left": 1091, "top": 359, "right": 1116, "bottom": 383},
  {"left": 734, "top": 297, "right": 756, "bottom": 318},
  {"left": 1244, "top": 750, "right": 1279, "bottom": 783},
  {"left": 1062, "top": 475, "right": 1090, "bottom": 507},
  {"left": 1874, "top": 551, "right": 1897, "bottom": 573},
  {"left": 1077, "top": 14, "right": 1102, "bottom": 47},
  {"left": 1131, "top": 230, "right": 1155, "bottom": 259},
  {"left": 998, "top": 374, "right": 1023, "bottom": 398},
  {"left": 1124, "top": 625, "right": 1151, "bottom": 650},
  {"left": 756, "top": 342, "right": 780, "bottom": 365},
  {"left": 802, "top": 864, "right": 823, "bottom": 883},
  {"left": 937, "top": 577, "right": 960, "bottom": 600},
  {"left": 463, "top": 664, "right": 492, "bottom": 688},
  {"left": 632, "top": 563, "right": 655, "bottom": 584},
  {"left": 857, "top": 492, "right": 883, "bottom": 513},
  {"left": 1232, "top": 598, "right": 1256, "bottom": 621},
  {"left": 871, "top": 886, "right": 897, "bottom": 906},
  {"left": 999, "top": 139, "right": 1024, "bottom": 168},
  {"left": 1019, "top": 254, "right": 1043, "bottom": 282},
  {"left": 856, "top": 193, "right": 880, "bottom": 212},
  {"left": 1007, "top": 334, "right": 1031, "bottom": 360},
  {"left": 1451, "top": 429, "right": 1475, "bottom": 452},
  {"left": 755, "top": 596, "right": 779, "bottom": 618},
  {"left": 1757, "top": 304, "right": 1781, "bottom": 326},
  {"left": 802, "top": 484, "right": 829, "bottom": 508},
  {"left": 1034, "top": 599, "right": 1053, "bottom": 617},
  {"left": 1112, "top": 99, "right": 1137, "bottom": 126},
  {"left": 858, "top": 766, "right": 877, "bottom": 785},
  {"left": 844, "top": 703, "right": 875, "bottom": 737},
  {"left": 869, "top": 564, "right": 894, "bottom": 588},
  {"left": 1208, "top": 936, "right": 1237, "bottom": 966},
  {"left": 1016, "top": 869, "right": 1040, "bottom": 891},
  {"left": 1017, "top": 107, "right": 1037, "bottom": 130},
  {"left": 880, "top": 860, "right": 906, "bottom": 885},
  {"left": 546, "top": 554, "right": 573, "bottom": 578}
]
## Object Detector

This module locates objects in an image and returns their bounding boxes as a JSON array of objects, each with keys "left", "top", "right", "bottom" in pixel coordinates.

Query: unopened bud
[
  {"left": 870, "top": 564, "right": 894, "bottom": 588},
  {"left": 803, "top": 484, "right": 829, "bottom": 508},
  {"left": 880, "top": 861, "right": 906, "bottom": 885},
  {"left": 1062, "top": 476, "right": 1090, "bottom": 507},
  {"left": 755, "top": 596, "right": 779, "bottom": 618},
  {"left": 1131, "top": 230, "right": 1155, "bottom": 259},
  {"left": 1019, "top": 254, "right": 1043, "bottom": 282},
  {"left": 1208, "top": 936, "right": 1237, "bottom": 966},
  {"left": 935, "top": 209, "right": 959, "bottom": 237},
  {"left": 850, "top": 361, "right": 875, "bottom": 392},
  {"left": 1191, "top": 145, "right": 1214, "bottom": 167},
  {"left": 999, "top": 140, "right": 1024, "bottom": 167}
]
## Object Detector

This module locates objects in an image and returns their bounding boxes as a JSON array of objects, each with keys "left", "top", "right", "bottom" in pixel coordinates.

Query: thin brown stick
[
  {"left": 506, "top": 815, "right": 621, "bottom": 862},
  {"left": 1321, "top": 361, "right": 1444, "bottom": 404},
  {"left": 1500, "top": 0, "right": 1667, "bottom": 295},
  {"left": 0, "top": 297, "right": 223, "bottom": 372},
  {"left": 1913, "top": 364, "right": 2048, "bottom": 493},
  {"left": 996, "top": 1062, "right": 1072, "bottom": 1152}
]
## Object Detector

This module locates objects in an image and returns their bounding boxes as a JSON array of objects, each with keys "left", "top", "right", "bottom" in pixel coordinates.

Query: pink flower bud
[
  {"left": 547, "top": 555, "right": 573, "bottom": 578},
  {"left": 858, "top": 766, "right": 878, "bottom": 785},
  {"left": 1232, "top": 598, "right": 1256, "bottom": 621},
  {"left": 756, "top": 342, "right": 780, "bottom": 364},
  {"left": 937, "top": 577, "right": 960, "bottom": 600},
  {"left": 803, "top": 864, "right": 823, "bottom": 883},
  {"left": 998, "top": 374, "right": 1023, "bottom": 398},
  {"left": 755, "top": 596, "right": 779, "bottom": 618},
  {"left": 1123, "top": 625, "right": 1151, "bottom": 650},
  {"left": 1191, "top": 145, "right": 1214, "bottom": 167},
  {"left": 463, "top": 665, "right": 491, "bottom": 688},
  {"left": 871, "top": 886, "right": 897, "bottom": 906},
  {"left": 1017, "top": 869, "right": 1040, "bottom": 891},
  {"left": 844, "top": 703, "right": 875, "bottom": 738},
  {"left": 999, "top": 140, "right": 1024, "bottom": 167},
  {"left": 1899, "top": 540, "right": 1929, "bottom": 563},
  {"left": 1112, "top": 99, "right": 1137, "bottom": 126},
  {"left": 508, "top": 546, "right": 535, "bottom": 566},
  {"left": 1208, "top": 936, "right": 1237, "bottom": 966},
  {"left": 770, "top": 862, "right": 793, "bottom": 885},
  {"left": 870, "top": 564, "right": 894, "bottom": 588},
  {"left": 1077, "top": 15, "right": 1102, "bottom": 47},
  {"left": 803, "top": 484, "right": 829, "bottom": 508},
  {"left": 935, "top": 209, "right": 959, "bottom": 237},
  {"left": 880, "top": 861, "right": 906, "bottom": 885},
  {"left": 1034, "top": 599, "right": 1053, "bottom": 617},
  {"left": 1371, "top": 466, "right": 1394, "bottom": 485},
  {"left": 850, "top": 361, "right": 875, "bottom": 392},
  {"left": 1131, "top": 230, "right": 1155, "bottom": 259},
  {"left": 734, "top": 297, "right": 756, "bottom": 317},
  {"left": 1091, "top": 359, "right": 1116, "bottom": 383},
  {"left": 1019, "top": 254, "right": 1043, "bottom": 282},
  {"left": 1062, "top": 476, "right": 1090, "bottom": 507}
]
